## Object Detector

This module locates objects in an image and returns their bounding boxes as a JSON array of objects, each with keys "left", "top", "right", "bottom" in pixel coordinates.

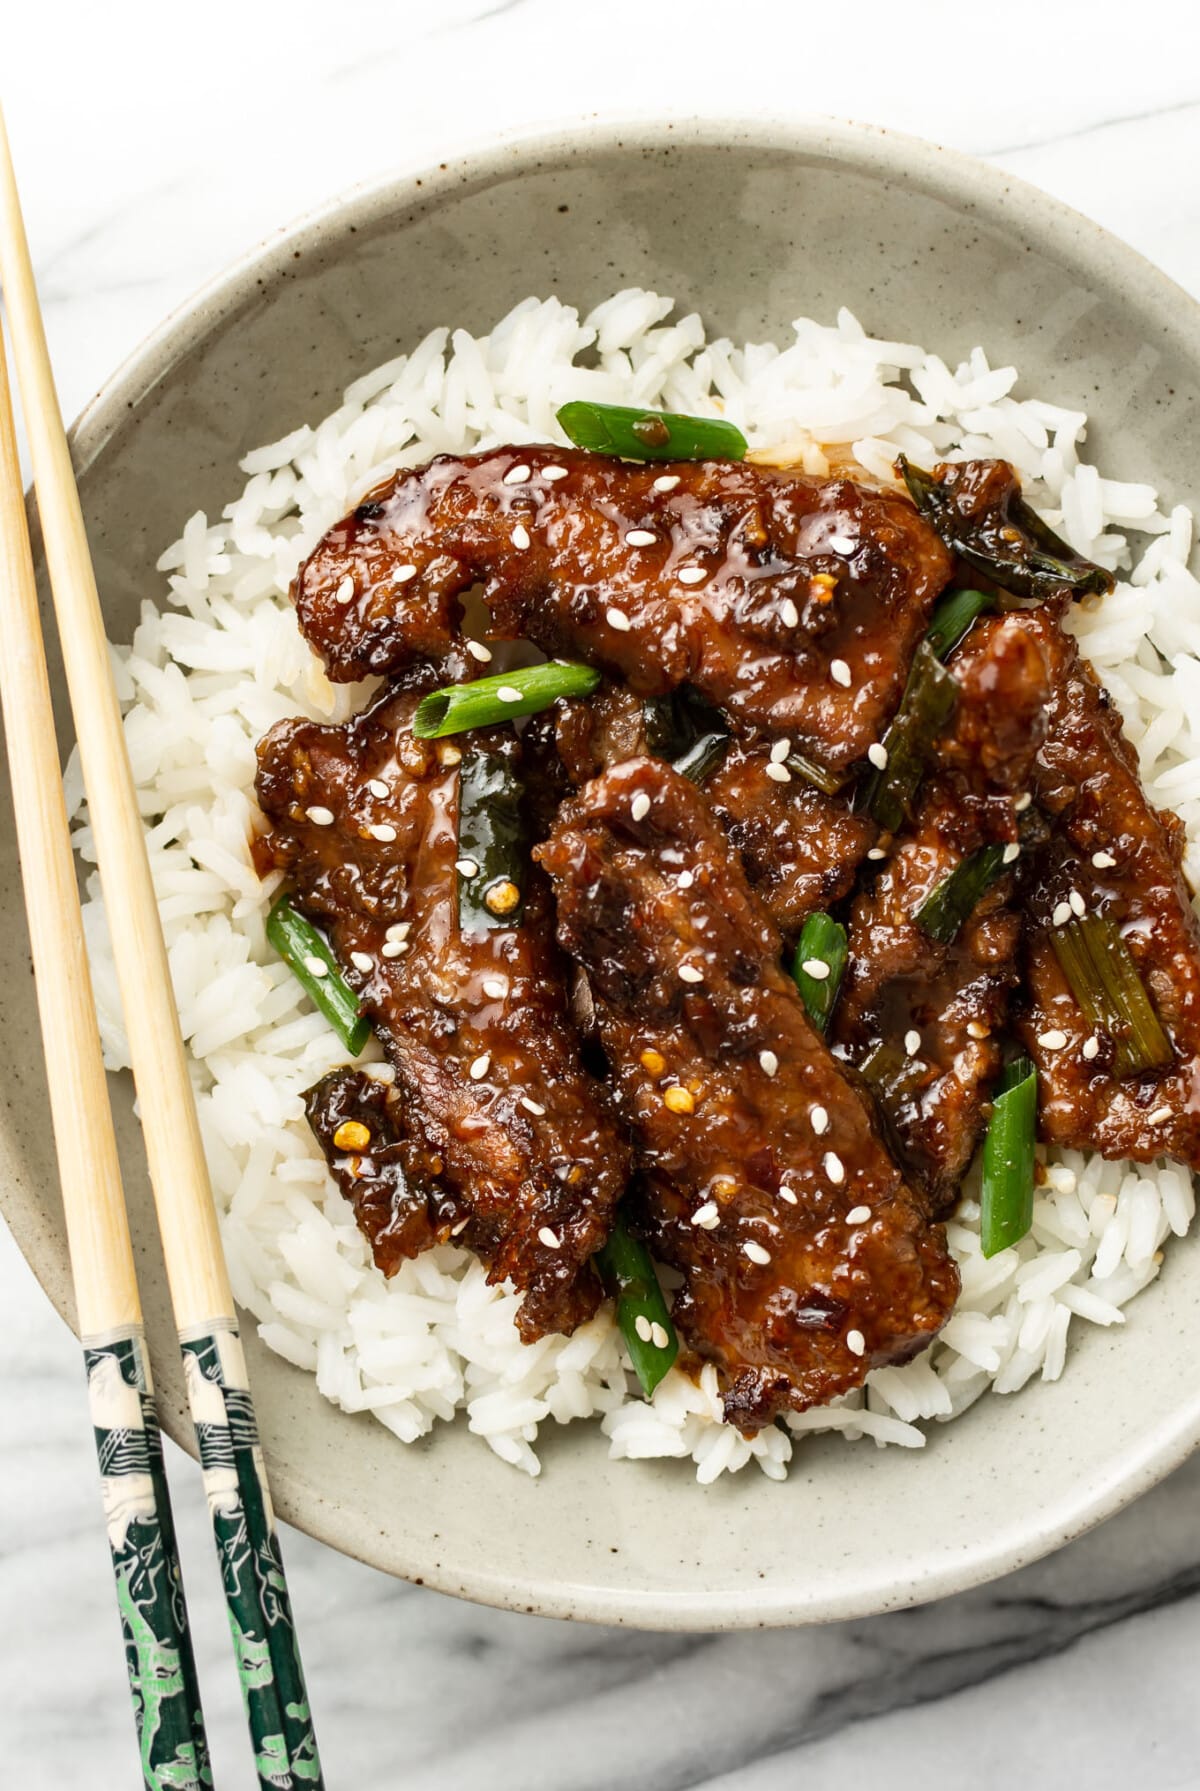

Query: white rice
[{"left": 69, "top": 289, "right": 1199, "bottom": 1481}]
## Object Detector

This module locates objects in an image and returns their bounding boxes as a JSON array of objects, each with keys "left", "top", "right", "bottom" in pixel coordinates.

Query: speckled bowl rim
[{"left": 11, "top": 111, "right": 1200, "bottom": 1627}]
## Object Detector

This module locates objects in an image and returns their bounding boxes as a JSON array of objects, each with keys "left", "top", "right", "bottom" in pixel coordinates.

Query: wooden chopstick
[
  {"left": 0, "top": 282, "right": 213, "bottom": 1791},
  {"left": 0, "top": 107, "right": 325, "bottom": 1791}
]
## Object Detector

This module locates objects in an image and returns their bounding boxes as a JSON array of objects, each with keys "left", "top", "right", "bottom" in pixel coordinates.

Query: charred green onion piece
[
  {"left": 981, "top": 1057, "right": 1037, "bottom": 1257},
  {"left": 643, "top": 688, "right": 731, "bottom": 786},
  {"left": 859, "top": 641, "right": 958, "bottom": 832},
  {"left": 414, "top": 662, "right": 601, "bottom": 738},
  {"left": 792, "top": 913, "right": 849, "bottom": 1033},
  {"left": 266, "top": 897, "right": 371, "bottom": 1055},
  {"left": 924, "top": 587, "right": 994, "bottom": 661},
  {"left": 456, "top": 747, "right": 526, "bottom": 931},
  {"left": 1049, "top": 911, "right": 1172, "bottom": 1077},
  {"left": 786, "top": 748, "right": 845, "bottom": 796},
  {"left": 595, "top": 1213, "right": 678, "bottom": 1398},
  {"left": 556, "top": 400, "right": 747, "bottom": 463},
  {"left": 915, "top": 844, "right": 1008, "bottom": 945}
]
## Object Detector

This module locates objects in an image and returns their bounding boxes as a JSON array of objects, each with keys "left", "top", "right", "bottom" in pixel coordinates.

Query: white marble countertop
[{"left": 4, "top": 2, "right": 1200, "bottom": 1784}]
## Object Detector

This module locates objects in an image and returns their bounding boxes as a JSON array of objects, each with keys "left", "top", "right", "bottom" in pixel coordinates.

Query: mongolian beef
[{"left": 252, "top": 404, "right": 1200, "bottom": 1434}]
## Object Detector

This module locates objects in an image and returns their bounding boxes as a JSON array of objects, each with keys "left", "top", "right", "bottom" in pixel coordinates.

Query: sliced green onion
[
  {"left": 791, "top": 913, "right": 849, "bottom": 1033},
  {"left": 266, "top": 897, "right": 371, "bottom": 1055},
  {"left": 673, "top": 731, "right": 730, "bottom": 784},
  {"left": 786, "top": 748, "right": 845, "bottom": 796},
  {"left": 924, "top": 587, "right": 994, "bottom": 661},
  {"left": 456, "top": 746, "right": 526, "bottom": 932},
  {"left": 413, "top": 662, "right": 601, "bottom": 738},
  {"left": 980, "top": 1057, "right": 1037, "bottom": 1257},
  {"left": 1049, "top": 912, "right": 1172, "bottom": 1077},
  {"left": 557, "top": 400, "right": 747, "bottom": 463},
  {"left": 642, "top": 689, "right": 731, "bottom": 786},
  {"left": 915, "top": 844, "right": 1008, "bottom": 945},
  {"left": 859, "top": 641, "right": 958, "bottom": 832},
  {"left": 595, "top": 1213, "right": 678, "bottom": 1398}
]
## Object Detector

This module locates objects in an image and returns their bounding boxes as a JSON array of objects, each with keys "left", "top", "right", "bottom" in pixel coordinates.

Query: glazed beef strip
[
  {"left": 536, "top": 756, "right": 959, "bottom": 1431},
  {"left": 1011, "top": 609, "right": 1200, "bottom": 1168},
  {"left": 832, "top": 615, "right": 1052, "bottom": 1209},
  {"left": 293, "top": 446, "right": 953, "bottom": 774},
  {"left": 255, "top": 685, "right": 631, "bottom": 1339}
]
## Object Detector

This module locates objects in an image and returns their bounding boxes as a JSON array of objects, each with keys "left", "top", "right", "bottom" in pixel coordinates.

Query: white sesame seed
[
  {"left": 482, "top": 976, "right": 507, "bottom": 999},
  {"left": 824, "top": 1151, "right": 845, "bottom": 1184},
  {"left": 349, "top": 951, "right": 373, "bottom": 973},
  {"left": 846, "top": 1328, "right": 866, "bottom": 1357},
  {"left": 333, "top": 574, "right": 356, "bottom": 605},
  {"left": 830, "top": 659, "right": 852, "bottom": 687},
  {"left": 451, "top": 1218, "right": 470, "bottom": 1235},
  {"left": 631, "top": 792, "right": 651, "bottom": 822},
  {"left": 1052, "top": 901, "right": 1072, "bottom": 928},
  {"left": 867, "top": 743, "right": 889, "bottom": 771},
  {"left": 367, "top": 778, "right": 389, "bottom": 799},
  {"left": 369, "top": 822, "right": 397, "bottom": 842},
  {"left": 1082, "top": 1035, "right": 1101, "bottom": 1061},
  {"left": 780, "top": 598, "right": 800, "bottom": 629},
  {"left": 606, "top": 606, "right": 632, "bottom": 632},
  {"left": 380, "top": 940, "right": 408, "bottom": 959},
  {"left": 302, "top": 955, "right": 328, "bottom": 978},
  {"left": 779, "top": 1187, "right": 798, "bottom": 1205},
  {"left": 504, "top": 463, "right": 531, "bottom": 485},
  {"left": 537, "top": 1226, "right": 561, "bottom": 1249},
  {"left": 811, "top": 1106, "right": 829, "bottom": 1135},
  {"left": 1014, "top": 792, "right": 1032, "bottom": 813},
  {"left": 829, "top": 534, "right": 856, "bottom": 555},
  {"left": 744, "top": 1241, "right": 772, "bottom": 1266},
  {"left": 866, "top": 847, "right": 886, "bottom": 861},
  {"left": 1037, "top": 1029, "right": 1068, "bottom": 1050},
  {"left": 846, "top": 1205, "right": 872, "bottom": 1225},
  {"left": 1092, "top": 850, "right": 1116, "bottom": 869},
  {"left": 759, "top": 1049, "right": 779, "bottom": 1077},
  {"left": 521, "top": 1096, "right": 546, "bottom": 1116},
  {"left": 306, "top": 805, "right": 335, "bottom": 826},
  {"left": 653, "top": 474, "right": 681, "bottom": 492},
  {"left": 1148, "top": 1105, "right": 1173, "bottom": 1125},
  {"left": 465, "top": 639, "right": 493, "bottom": 663},
  {"left": 802, "top": 959, "right": 831, "bottom": 981},
  {"left": 510, "top": 524, "right": 531, "bottom": 550},
  {"left": 678, "top": 869, "right": 694, "bottom": 889},
  {"left": 542, "top": 464, "right": 568, "bottom": 481},
  {"left": 456, "top": 859, "right": 479, "bottom": 878},
  {"left": 469, "top": 1053, "right": 491, "bottom": 1081},
  {"left": 765, "top": 762, "right": 792, "bottom": 784},
  {"left": 626, "top": 528, "right": 657, "bottom": 547},
  {"left": 393, "top": 563, "right": 418, "bottom": 585},
  {"left": 679, "top": 964, "right": 704, "bottom": 985},
  {"left": 386, "top": 922, "right": 411, "bottom": 941},
  {"left": 904, "top": 1029, "right": 921, "bottom": 1056},
  {"left": 770, "top": 738, "right": 791, "bottom": 763},
  {"left": 650, "top": 1321, "right": 671, "bottom": 1349},
  {"left": 966, "top": 1021, "right": 990, "bottom": 1040},
  {"left": 692, "top": 1202, "right": 720, "bottom": 1229},
  {"left": 1069, "top": 889, "right": 1086, "bottom": 917},
  {"left": 1002, "top": 842, "right": 1021, "bottom": 865},
  {"left": 677, "top": 566, "right": 707, "bottom": 585},
  {"left": 497, "top": 685, "right": 523, "bottom": 703},
  {"left": 634, "top": 1314, "right": 653, "bottom": 1343}
]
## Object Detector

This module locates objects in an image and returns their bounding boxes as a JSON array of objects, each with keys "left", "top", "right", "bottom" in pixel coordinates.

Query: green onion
[
  {"left": 980, "top": 1057, "right": 1037, "bottom": 1257},
  {"left": 413, "top": 661, "right": 601, "bottom": 739},
  {"left": 266, "top": 897, "right": 372, "bottom": 1055},
  {"left": 915, "top": 844, "right": 1008, "bottom": 945},
  {"left": 791, "top": 913, "right": 849, "bottom": 1033},
  {"left": 786, "top": 748, "right": 845, "bottom": 796},
  {"left": 595, "top": 1213, "right": 679, "bottom": 1398},
  {"left": 859, "top": 641, "right": 958, "bottom": 832},
  {"left": 924, "top": 588, "right": 994, "bottom": 661},
  {"left": 1049, "top": 911, "right": 1172, "bottom": 1077},
  {"left": 456, "top": 746, "right": 527, "bottom": 931},
  {"left": 642, "top": 689, "right": 730, "bottom": 786},
  {"left": 557, "top": 400, "right": 747, "bottom": 463},
  {"left": 673, "top": 731, "right": 730, "bottom": 784}
]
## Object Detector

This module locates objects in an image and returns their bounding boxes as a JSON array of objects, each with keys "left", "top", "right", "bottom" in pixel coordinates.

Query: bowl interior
[{"left": 6, "top": 118, "right": 1200, "bottom": 1626}]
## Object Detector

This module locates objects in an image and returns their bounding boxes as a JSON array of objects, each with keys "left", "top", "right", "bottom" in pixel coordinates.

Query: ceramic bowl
[{"left": 6, "top": 116, "right": 1200, "bottom": 1628}]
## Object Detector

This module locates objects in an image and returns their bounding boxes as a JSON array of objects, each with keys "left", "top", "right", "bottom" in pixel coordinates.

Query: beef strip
[
  {"left": 536, "top": 756, "right": 959, "bottom": 1430},
  {"left": 292, "top": 446, "right": 953, "bottom": 773},
  {"left": 1010, "top": 610, "right": 1200, "bottom": 1167},
  {"left": 255, "top": 685, "right": 632, "bottom": 1338},
  {"left": 831, "top": 615, "right": 1051, "bottom": 1209}
]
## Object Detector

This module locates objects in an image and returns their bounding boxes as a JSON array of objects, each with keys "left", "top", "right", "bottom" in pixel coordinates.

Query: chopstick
[
  {"left": 0, "top": 108, "right": 325, "bottom": 1790},
  {"left": 0, "top": 273, "right": 213, "bottom": 1791}
]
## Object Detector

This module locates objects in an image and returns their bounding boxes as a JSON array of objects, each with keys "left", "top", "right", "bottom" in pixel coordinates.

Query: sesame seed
[
  {"left": 302, "top": 955, "right": 328, "bottom": 978},
  {"left": 1014, "top": 792, "right": 1032, "bottom": 813},
  {"left": 1148, "top": 1104, "right": 1172, "bottom": 1125},
  {"left": 497, "top": 685, "right": 523, "bottom": 703},
  {"left": 679, "top": 964, "right": 704, "bottom": 984},
  {"left": 537, "top": 1226, "right": 561, "bottom": 1249},
  {"left": 631, "top": 792, "right": 651, "bottom": 822},
  {"left": 1082, "top": 1035, "right": 1101, "bottom": 1061},
  {"left": 692, "top": 1201, "right": 720, "bottom": 1229},
  {"left": 653, "top": 474, "right": 681, "bottom": 492},
  {"left": 770, "top": 738, "right": 790, "bottom": 763},
  {"left": 349, "top": 951, "right": 373, "bottom": 973},
  {"left": 677, "top": 870, "right": 694, "bottom": 889},
  {"left": 367, "top": 778, "right": 389, "bottom": 799},
  {"left": 830, "top": 659, "right": 852, "bottom": 687},
  {"left": 1037, "top": 1029, "right": 1068, "bottom": 1050},
  {"left": 543, "top": 464, "right": 568, "bottom": 481},
  {"left": 626, "top": 528, "right": 657, "bottom": 547},
  {"left": 779, "top": 1187, "right": 798, "bottom": 1205},
  {"left": 846, "top": 1205, "right": 872, "bottom": 1224},
  {"left": 677, "top": 566, "right": 707, "bottom": 585},
  {"left": 867, "top": 743, "right": 889, "bottom": 771},
  {"left": 334, "top": 574, "right": 356, "bottom": 605},
  {"left": 482, "top": 976, "right": 507, "bottom": 999},
  {"left": 306, "top": 805, "right": 335, "bottom": 826},
  {"left": 663, "top": 1085, "right": 695, "bottom": 1114},
  {"left": 451, "top": 1218, "right": 470, "bottom": 1236},
  {"left": 456, "top": 859, "right": 479, "bottom": 878},
  {"left": 866, "top": 847, "right": 886, "bottom": 861},
  {"left": 780, "top": 598, "right": 800, "bottom": 629},
  {"left": 1052, "top": 901, "right": 1072, "bottom": 928},
  {"left": 904, "top": 1029, "right": 921, "bottom": 1056},
  {"left": 802, "top": 959, "right": 831, "bottom": 981},
  {"left": 824, "top": 1151, "right": 845, "bottom": 1184},
  {"left": 811, "top": 1105, "right": 829, "bottom": 1135},
  {"left": 469, "top": 1053, "right": 491, "bottom": 1081},
  {"left": 521, "top": 1096, "right": 546, "bottom": 1116},
  {"left": 759, "top": 1049, "right": 779, "bottom": 1077},
  {"left": 846, "top": 1328, "right": 866, "bottom": 1357},
  {"left": 510, "top": 524, "right": 531, "bottom": 550},
  {"left": 650, "top": 1321, "right": 671, "bottom": 1349},
  {"left": 386, "top": 921, "right": 410, "bottom": 941},
  {"left": 465, "top": 639, "right": 493, "bottom": 663},
  {"left": 1092, "top": 850, "right": 1116, "bottom": 869},
  {"left": 393, "top": 563, "right": 418, "bottom": 585},
  {"left": 1002, "top": 842, "right": 1020, "bottom": 865},
  {"left": 634, "top": 1314, "right": 653, "bottom": 1343},
  {"left": 437, "top": 743, "right": 462, "bottom": 767},
  {"left": 966, "top": 1021, "right": 990, "bottom": 1039},
  {"left": 503, "top": 463, "right": 531, "bottom": 485},
  {"left": 380, "top": 940, "right": 408, "bottom": 959},
  {"left": 765, "top": 762, "right": 792, "bottom": 784},
  {"left": 369, "top": 822, "right": 397, "bottom": 842},
  {"left": 744, "top": 1241, "right": 772, "bottom": 1266},
  {"left": 606, "top": 606, "right": 632, "bottom": 632},
  {"left": 1069, "top": 888, "right": 1086, "bottom": 917},
  {"left": 829, "top": 534, "right": 856, "bottom": 554}
]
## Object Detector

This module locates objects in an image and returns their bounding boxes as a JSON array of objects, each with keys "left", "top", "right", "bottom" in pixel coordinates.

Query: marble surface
[{"left": 4, "top": 2, "right": 1200, "bottom": 1783}]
